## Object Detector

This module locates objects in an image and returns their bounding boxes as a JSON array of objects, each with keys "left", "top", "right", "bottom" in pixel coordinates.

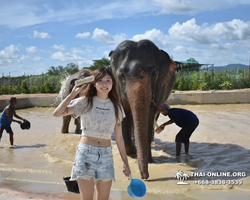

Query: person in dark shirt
[
  {"left": 0, "top": 97, "right": 27, "bottom": 145},
  {"left": 155, "top": 103, "right": 199, "bottom": 157}
]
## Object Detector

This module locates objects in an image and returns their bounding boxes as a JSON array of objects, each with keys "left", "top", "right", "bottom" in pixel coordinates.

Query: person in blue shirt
[
  {"left": 0, "top": 97, "right": 27, "bottom": 145},
  {"left": 155, "top": 103, "right": 199, "bottom": 157}
]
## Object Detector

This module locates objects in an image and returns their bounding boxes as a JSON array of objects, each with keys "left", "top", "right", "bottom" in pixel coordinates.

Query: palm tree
[
  {"left": 182, "top": 173, "right": 189, "bottom": 181},
  {"left": 174, "top": 170, "right": 184, "bottom": 181}
]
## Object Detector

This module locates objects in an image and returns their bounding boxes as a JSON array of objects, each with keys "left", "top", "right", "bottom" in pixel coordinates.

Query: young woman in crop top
[{"left": 53, "top": 67, "right": 131, "bottom": 200}]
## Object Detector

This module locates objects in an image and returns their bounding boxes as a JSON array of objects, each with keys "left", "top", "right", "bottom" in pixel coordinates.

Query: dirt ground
[{"left": 0, "top": 186, "right": 74, "bottom": 200}]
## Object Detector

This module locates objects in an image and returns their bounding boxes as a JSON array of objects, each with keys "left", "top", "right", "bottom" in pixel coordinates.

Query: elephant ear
[
  {"left": 109, "top": 51, "right": 114, "bottom": 57},
  {"left": 159, "top": 50, "right": 177, "bottom": 72},
  {"left": 154, "top": 50, "right": 177, "bottom": 105}
]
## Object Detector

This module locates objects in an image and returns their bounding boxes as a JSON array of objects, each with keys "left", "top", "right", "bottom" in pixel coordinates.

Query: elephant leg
[
  {"left": 62, "top": 115, "right": 71, "bottom": 133},
  {"left": 74, "top": 117, "right": 82, "bottom": 134},
  {"left": 148, "top": 130, "right": 154, "bottom": 163},
  {"left": 122, "top": 113, "right": 136, "bottom": 155},
  {"left": 148, "top": 109, "right": 158, "bottom": 163}
]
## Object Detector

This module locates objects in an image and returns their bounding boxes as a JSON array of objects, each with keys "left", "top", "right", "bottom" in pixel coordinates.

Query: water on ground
[{"left": 0, "top": 104, "right": 250, "bottom": 200}]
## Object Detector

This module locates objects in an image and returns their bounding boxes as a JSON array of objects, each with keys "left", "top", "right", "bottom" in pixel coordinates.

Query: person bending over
[{"left": 155, "top": 103, "right": 199, "bottom": 157}]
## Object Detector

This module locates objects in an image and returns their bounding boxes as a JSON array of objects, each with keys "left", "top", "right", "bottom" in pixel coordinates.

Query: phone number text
[{"left": 194, "top": 179, "right": 243, "bottom": 185}]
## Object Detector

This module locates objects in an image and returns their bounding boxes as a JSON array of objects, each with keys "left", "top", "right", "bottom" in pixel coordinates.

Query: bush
[
  {"left": 20, "top": 80, "right": 29, "bottom": 94},
  {"left": 219, "top": 81, "right": 233, "bottom": 90},
  {"left": 0, "top": 84, "right": 9, "bottom": 94}
]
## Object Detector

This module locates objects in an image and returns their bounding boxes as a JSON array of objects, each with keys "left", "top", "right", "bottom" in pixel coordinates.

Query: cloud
[
  {"left": 168, "top": 18, "right": 250, "bottom": 44},
  {"left": 20, "top": 55, "right": 30, "bottom": 61},
  {"left": 132, "top": 29, "right": 170, "bottom": 48},
  {"left": 33, "top": 30, "right": 51, "bottom": 39},
  {"left": 172, "top": 41, "right": 250, "bottom": 66},
  {"left": 127, "top": 18, "right": 250, "bottom": 65},
  {"left": 0, "top": 45, "right": 20, "bottom": 66},
  {"left": 92, "top": 28, "right": 114, "bottom": 44},
  {"left": 213, "top": 19, "right": 250, "bottom": 40},
  {"left": 0, "top": 1, "right": 158, "bottom": 29},
  {"left": 26, "top": 46, "right": 37, "bottom": 54},
  {"left": 76, "top": 32, "right": 91, "bottom": 39},
  {"left": 1, "top": 1, "right": 250, "bottom": 29},
  {"left": 153, "top": 0, "right": 250, "bottom": 14},
  {"left": 51, "top": 51, "right": 85, "bottom": 62},
  {"left": 52, "top": 44, "right": 66, "bottom": 51},
  {"left": 50, "top": 51, "right": 92, "bottom": 68},
  {"left": 19, "top": 55, "right": 42, "bottom": 62},
  {"left": 33, "top": 56, "right": 42, "bottom": 61},
  {"left": 71, "top": 48, "right": 86, "bottom": 55},
  {"left": 92, "top": 28, "right": 128, "bottom": 45}
]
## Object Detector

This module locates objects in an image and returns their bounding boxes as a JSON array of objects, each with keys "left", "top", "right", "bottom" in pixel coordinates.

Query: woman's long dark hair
[{"left": 82, "top": 67, "right": 122, "bottom": 122}]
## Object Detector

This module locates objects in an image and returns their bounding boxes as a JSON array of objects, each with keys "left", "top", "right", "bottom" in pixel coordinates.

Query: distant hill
[{"left": 213, "top": 64, "right": 249, "bottom": 71}]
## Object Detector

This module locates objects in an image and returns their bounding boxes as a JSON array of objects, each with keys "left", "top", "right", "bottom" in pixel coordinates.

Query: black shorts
[
  {"left": 0, "top": 126, "right": 13, "bottom": 134},
  {"left": 175, "top": 120, "right": 199, "bottom": 143}
]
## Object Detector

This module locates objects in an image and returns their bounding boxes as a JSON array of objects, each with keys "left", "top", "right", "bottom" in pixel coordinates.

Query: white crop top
[{"left": 70, "top": 96, "right": 125, "bottom": 140}]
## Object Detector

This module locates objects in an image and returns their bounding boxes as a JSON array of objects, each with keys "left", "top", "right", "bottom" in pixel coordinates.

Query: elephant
[
  {"left": 109, "top": 39, "right": 177, "bottom": 179},
  {"left": 59, "top": 69, "right": 92, "bottom": 134}
]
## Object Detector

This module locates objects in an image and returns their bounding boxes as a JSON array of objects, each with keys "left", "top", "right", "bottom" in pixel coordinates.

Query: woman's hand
[
  {"left": 123, "top": 163, "right": 131, "bottom": 177},
  {"left": 155, "top": 125, "right": 164, "bottom": 134},
  {"left": 71, "top": 84, "right": 87, "bottom": 96}
]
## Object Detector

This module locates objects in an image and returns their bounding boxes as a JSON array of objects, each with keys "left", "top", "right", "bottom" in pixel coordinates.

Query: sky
[{"left": 0, "top": 0, "right": 250, "bottom": 77}]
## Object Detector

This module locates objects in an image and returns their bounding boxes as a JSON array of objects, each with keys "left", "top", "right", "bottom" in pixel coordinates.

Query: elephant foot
[
  {"left": 75, "top": 129, "right": 82, "bottom": 134},
  {"left": 61, "top": 129, "right": 69, "bottom": 134},
  {"left": 140, "top": 171, "right": 149, "bottom": 180}
]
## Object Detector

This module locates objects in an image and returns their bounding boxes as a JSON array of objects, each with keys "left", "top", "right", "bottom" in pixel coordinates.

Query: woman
[{"left": 53, "top": 67, "right": 131, "bottom": 200}]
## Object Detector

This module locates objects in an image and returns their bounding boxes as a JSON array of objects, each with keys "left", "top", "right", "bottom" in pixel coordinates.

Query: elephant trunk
[{"left": 126, "top": 73, "right": 151, "bottom": 179}]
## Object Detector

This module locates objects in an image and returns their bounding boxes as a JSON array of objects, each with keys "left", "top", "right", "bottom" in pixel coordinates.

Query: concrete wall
[
  {"left": 1, "top": 90, "right": 249, "bottom": 111},
  {"left": 0, "top": 96, "right": 61, "bottom": 111},
  {"left": 167, "top": 90, "right": 250, "bottom": 105}
]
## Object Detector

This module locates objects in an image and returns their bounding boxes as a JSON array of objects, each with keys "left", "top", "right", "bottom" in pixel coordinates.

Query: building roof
[{"left": 175, "top": 61, "right": 212, "bottom": 65}]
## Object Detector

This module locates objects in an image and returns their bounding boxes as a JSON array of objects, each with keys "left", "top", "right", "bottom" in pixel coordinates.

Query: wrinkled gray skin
[
  {"left": 109, "top": 40, "right": 176, "bottom": 179},
  {"left": 60, "top": 69, "right": 92, "bottom": 134}
]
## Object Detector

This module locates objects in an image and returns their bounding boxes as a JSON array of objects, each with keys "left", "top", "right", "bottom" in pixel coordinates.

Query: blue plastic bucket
[{"left": 127, "top": 175, "right": 146, "bottom": 198}]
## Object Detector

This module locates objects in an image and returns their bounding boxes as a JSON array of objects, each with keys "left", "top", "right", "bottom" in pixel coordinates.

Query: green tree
[
  {"left": 44, "top": 78, "right": 55, "bottom": 93},
  {"left": 12, "top": 85, "right": 21, "bottom": 94},
  {"left": 86, "top": 57, "right": 110, "bottom": 70},
  {"left": 0, "top": 84, "right": 9, "bottom": 94},
  {"left": 20, "top": 80, "right": 29, "bottom": 94},
  {"left": 47, "top": 65, "right": 63, "bottom": 76},
  {"left": 30, "top": 84, "right": 39, "bottom": 94},
  {"left": 219, "top": 81, "right": 233, "bottom": 90},
  {"left": 65, "top": 63, "right": 79, "bottom": 74},
  {"left": 47, "top": 63, "right": 79, "bottom": 76},
  {"left": 187, "top": 58, "right": 199, "bottom": 63},
  {"left": 191, "top": 72, "right": 201, "bottom": 90}
]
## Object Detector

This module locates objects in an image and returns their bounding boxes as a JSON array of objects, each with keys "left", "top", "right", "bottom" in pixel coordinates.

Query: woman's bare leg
[
  {"left": 95, "top": 180, "right": 112, "bottom": 200},
  {"left": 77, "top": 178, "right": 95, "bottom": 200}
]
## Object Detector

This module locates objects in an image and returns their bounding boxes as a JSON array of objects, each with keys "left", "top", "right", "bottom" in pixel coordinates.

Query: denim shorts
[{"left": 70, "top": 143, "right": 115, "bottom": 182}]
